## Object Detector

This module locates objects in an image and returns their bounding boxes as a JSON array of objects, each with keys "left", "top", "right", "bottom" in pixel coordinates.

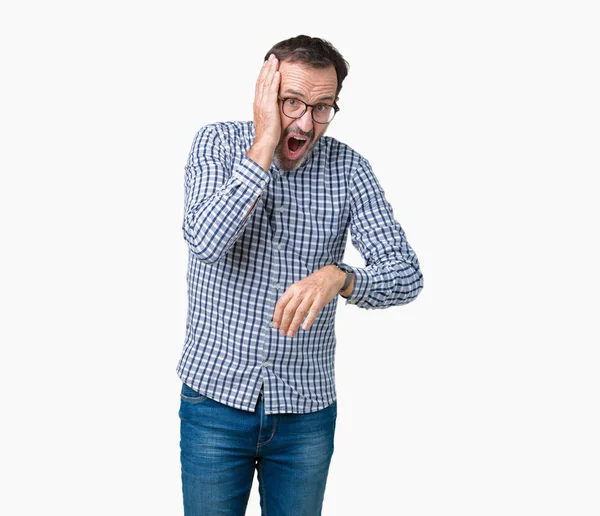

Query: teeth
[{"left": 292, "top": 137, "right": 306, "bottom": 141}]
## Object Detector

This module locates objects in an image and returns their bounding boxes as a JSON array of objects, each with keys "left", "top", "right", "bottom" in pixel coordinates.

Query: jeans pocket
[{"left": 180, "top": 382, "right": 209, "bottom": 404}]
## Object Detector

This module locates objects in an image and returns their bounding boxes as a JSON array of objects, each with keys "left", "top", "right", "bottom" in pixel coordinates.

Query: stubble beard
[{"left": 273, "top": 125, "right": 317, "bottom": 172}]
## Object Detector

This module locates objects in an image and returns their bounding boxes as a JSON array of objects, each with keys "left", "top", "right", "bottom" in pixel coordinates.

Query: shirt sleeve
[
  {"left": 343, "top": 158, "right": 424, "bottom": 308},
  {"left": 182, "top": 124, "right": 271, "bottom": 264}
]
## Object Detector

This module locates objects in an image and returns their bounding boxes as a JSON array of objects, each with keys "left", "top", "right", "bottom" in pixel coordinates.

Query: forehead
[{"left": 279, "top": 60, "right": 338, "bottom": 100}]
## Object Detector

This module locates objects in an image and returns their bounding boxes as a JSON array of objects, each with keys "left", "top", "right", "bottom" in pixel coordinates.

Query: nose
[{"left": 296, "top": 108, "right": 314, "bottom": 133}]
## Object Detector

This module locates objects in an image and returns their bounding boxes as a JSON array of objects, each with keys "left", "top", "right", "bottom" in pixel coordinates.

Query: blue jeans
[{"left": 179, "top": 382, "right": 337, "bottom": 515}]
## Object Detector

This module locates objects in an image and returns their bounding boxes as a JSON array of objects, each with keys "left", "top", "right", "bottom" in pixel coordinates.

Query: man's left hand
[{"left": 273, "top": 265, "right": 346, "bottom": 338}]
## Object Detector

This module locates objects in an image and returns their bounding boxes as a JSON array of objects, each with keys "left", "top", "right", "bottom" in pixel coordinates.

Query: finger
[
  {"left": 268, "top": 69, "right": 280, "bottom": 99},
  {"left": 278, "top": 296, "right": 304, "bottom": 335},
  {"left": 256, "top": 55, "right": 275, "bottom": 99},
  {"left": 272, "top": 289, "right": 293, "bottom": 328},
  {"left": 258, "top": 55, "right": 277, "bottom": 97},
  {"left": 268, "top": 55, "right": 279, "bottom": 85},
  {"left": 301, "top": 307, "right": 320, "bottom": 331},
  {"left": 255, "top": 58, "right": 270, "bottom": 98},
  {"left": 286, "top": 300, "right": 314, "bottom": 338}
]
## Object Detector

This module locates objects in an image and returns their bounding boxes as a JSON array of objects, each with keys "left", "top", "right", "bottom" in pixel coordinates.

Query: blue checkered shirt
[{"left": 176, "top": 121, "right": 423, "bottom": 414}]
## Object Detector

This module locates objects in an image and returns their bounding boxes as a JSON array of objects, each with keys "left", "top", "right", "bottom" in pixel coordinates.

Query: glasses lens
[
  {"left": 283, "top": 99, "right": 306, "bottom": 118},
  {"left": 312, "top": 104, "right": 335, "bottom": 123}
]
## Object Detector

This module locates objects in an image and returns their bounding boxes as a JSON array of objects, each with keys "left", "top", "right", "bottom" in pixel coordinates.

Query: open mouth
[{"left": 285, "top": 134, "right": 308, "bottom": 160}]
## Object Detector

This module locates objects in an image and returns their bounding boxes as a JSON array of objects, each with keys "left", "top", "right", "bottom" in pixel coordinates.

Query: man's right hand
[{"left": 247, "top": 54, "right": 281, "bottom": 172}]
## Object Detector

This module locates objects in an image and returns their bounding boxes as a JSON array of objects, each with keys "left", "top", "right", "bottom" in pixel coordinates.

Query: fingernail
[
  {"left": 270, "top": 53, "right": 276, "bottom": 61},
  {"left": 273, "top": 322, "right": 279, "bottom": 328},
  {"left": 287, "top": 331, "right": 294, "bottom": 338}
]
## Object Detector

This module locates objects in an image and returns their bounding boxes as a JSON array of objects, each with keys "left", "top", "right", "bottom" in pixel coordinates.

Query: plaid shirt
[{"left": 176, "top": 121, "right": 423, "bottom": 414}]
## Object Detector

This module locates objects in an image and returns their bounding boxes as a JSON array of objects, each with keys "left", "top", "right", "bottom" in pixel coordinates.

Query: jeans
[{"left": 179, "top": 382, "right": 337, "bottom": 515}]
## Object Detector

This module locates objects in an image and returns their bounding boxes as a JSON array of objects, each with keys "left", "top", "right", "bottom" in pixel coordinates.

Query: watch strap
[{"left": 333, "top": 262, "right": 354, "bottom": 292}]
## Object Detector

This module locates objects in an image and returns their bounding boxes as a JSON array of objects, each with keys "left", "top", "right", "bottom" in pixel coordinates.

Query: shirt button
[
  {"left": 276, "top": 243, "right": 283, "bottom": 251},
  {"left": 268, "top": 321, "right": 274, "bottom": 327},
  {"left": 277, "top": 206, "right": 285, "bottom": 212},
  {"left": 263, "top": 361, "right": 271, "bottom": 368}
]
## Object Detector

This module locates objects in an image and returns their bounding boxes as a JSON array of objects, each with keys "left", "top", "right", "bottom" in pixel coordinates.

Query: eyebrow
[{"left": 283, "top": 88, "right": 335, "bottom": 103}]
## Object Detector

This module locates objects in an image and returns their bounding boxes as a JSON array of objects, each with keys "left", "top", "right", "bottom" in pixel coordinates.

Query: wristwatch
[{"left": 332, "top": 262, "right": 354, "bottom": 292}]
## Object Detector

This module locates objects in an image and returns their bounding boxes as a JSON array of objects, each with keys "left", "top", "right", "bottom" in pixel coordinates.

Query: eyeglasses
[{"left": 278, "top": 96, "right": 339, "bottom": 124}]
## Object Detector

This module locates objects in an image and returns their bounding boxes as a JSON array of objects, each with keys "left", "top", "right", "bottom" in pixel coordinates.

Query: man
[{"left": 177, "top": 35, "right": 423, "bottom": 515}]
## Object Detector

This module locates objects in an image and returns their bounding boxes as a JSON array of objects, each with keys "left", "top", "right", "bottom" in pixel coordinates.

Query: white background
[{"left": 1, "top": 1, "right": 598, "bottom": 515}]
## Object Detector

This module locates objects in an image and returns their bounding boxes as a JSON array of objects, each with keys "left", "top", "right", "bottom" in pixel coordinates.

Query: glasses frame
[{"left": 277, "top": 96, "right": 340, "bottom": 124}]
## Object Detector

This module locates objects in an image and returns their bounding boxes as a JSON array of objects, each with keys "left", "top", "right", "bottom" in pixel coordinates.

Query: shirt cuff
[
  {"left": 235, "top": 157, "right": 272, "bottom": 193},
  {"left": 344, "top": 267, "right": 371, "bottom": 306}
]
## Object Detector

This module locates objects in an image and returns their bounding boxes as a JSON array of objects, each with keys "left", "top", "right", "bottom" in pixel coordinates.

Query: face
[{"left": 274, "top": 60, "right": 338, "bottom": 171}]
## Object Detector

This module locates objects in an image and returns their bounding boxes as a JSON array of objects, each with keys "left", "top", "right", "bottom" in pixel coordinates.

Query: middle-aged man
[{"left": 177, "top": 35, "right": 424, "bottom": 515}]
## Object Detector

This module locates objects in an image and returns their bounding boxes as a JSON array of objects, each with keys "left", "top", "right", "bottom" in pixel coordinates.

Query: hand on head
[{"left": 248, "top": 54, "right": 281, "bottom": 170}]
